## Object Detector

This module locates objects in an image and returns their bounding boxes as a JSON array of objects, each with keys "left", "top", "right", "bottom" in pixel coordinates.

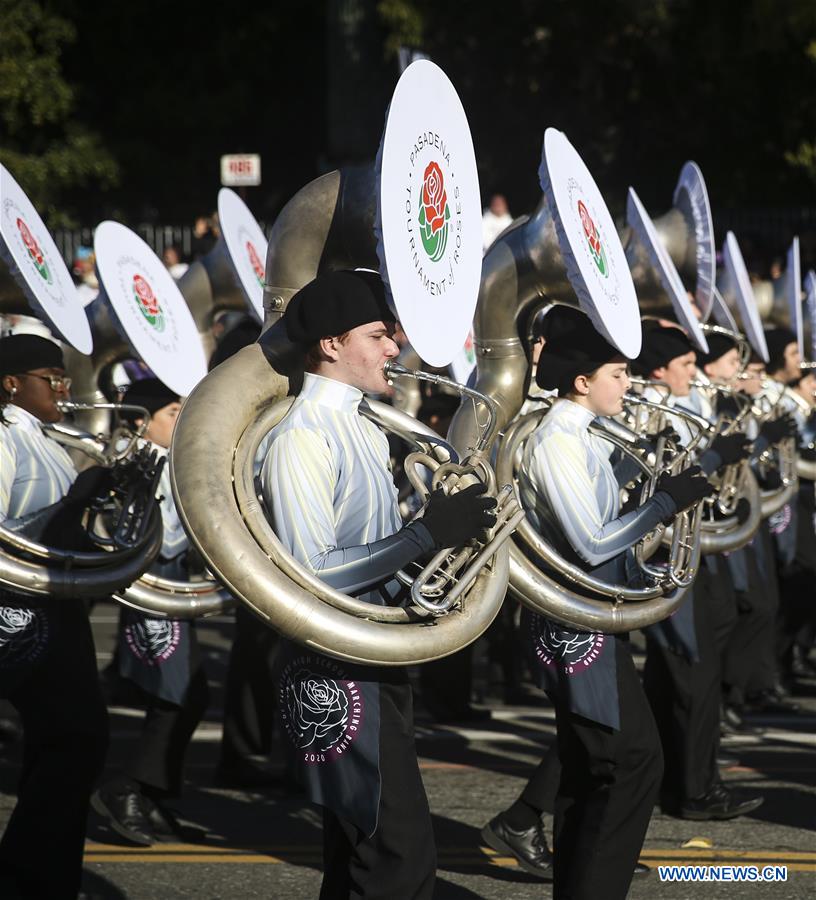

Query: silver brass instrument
[
  {"left": 0, "top": 430, "right": 164, "bottom": 600},
  {"left": 496, "top": 404, "right": 702, "bottom": 633},
  {"left": 383, "top": 361, "right": 525, "bottom": 615},
  {"left": 170, "top": 165, "right": 513, "bottom": 665},
  {"left": 443, "top": 183, "right": 704, "bottom": 631},
  {"left": 620, "top": 162, "right": 715, "bottom": 315},
  {"left": 624, "top": 379, "right": 762, "bottom": 554}
]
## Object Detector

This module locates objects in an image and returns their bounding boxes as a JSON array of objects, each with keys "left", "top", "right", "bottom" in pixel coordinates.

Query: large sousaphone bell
[{"left": 621, "top": 162, "right": 716, "bottom": 317}]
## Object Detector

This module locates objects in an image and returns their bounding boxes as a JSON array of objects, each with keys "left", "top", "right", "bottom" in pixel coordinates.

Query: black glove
[
  {"left": 656, "top": 425, "right": 682, "bottom": 445},
  {"left": 619, "top": 478, "right": 646, "bottom": 515},
  {"left": 420, "top": 483, "right": 498, "bottom": 548},
  {"left": 656, "top": 465, "right": 715, "bottom": 513},
  {"left": 709, "top": 433, "right": 751, "bottom": 467},
  {"left": 760, "top": 414, "right": 797, "bottom": 445},
  {"left": 757, "top": 468, "right": 783, "bottom": 491},
  {"left": 801, "top": 445, "right": 816, "bottom": 462},
  {"left": 64, "top": 466, "right": 114, "bottom": 507}
]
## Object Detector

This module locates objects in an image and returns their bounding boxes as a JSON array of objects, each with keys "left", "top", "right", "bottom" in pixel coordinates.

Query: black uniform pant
[
  {"left": 218, "top": 604, "right": 278, "bottom": 771},
  {"left": 319, "top": 683, "right": 436, "bottom": 900},
  {"left": 124, "top": 665, "right": 210, "bottom": 797},
  {"left": 744, "top": 524, "right": 781, "bottom": 696},
  {"left": 643, "top": 578, "right": 720, "bottom": 808},
  {"left": 0, "top": 599, "right": 109, "bottom": 899},
  {"left": 419, "top": 643, "right": 474, "bottom": 718},
  {"left": 776, "top": 487, "right": 816, "bottom": 674},
  {"left": 550, "top": 636, "right": 663, "bottom": 900},
  {"left": 723, "top": 531, "right": 779, "bottom": 705},
  {"left": 703, "top": 554, "right": 738, "bottom": 662}
]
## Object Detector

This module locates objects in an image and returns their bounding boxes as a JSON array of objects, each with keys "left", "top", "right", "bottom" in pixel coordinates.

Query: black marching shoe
[
  {"left": 91, "top": 782, "right": 155, "bottom": 846},
  {"left": 680, "top": 783, "right": 764, "bottom": 821},
  {"left": 481, "top": 813, "right": 553, "bottom": 880},
  {"left": 633, "top": 862, "right": 651, "bottom": 877},
  {"left": 142, "top": 795, "right": 208, "bottom": 843},
  {"left": 721, "top": 705, "right": 764, "bottom": 736},
  {"left": 744, "top": 689, "right": 800, "bottom": 715}
]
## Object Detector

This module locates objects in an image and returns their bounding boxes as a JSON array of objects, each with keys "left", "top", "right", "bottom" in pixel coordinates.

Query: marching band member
[
  {"left": 698, "top": 335, "right": 797, "bottom": 719},
  {"left": 92, "top": 379, "right": 209, "bottom": 847},
  {"left": 761, "top": 328, "right": 816, "bottom": 688},
  {"left": 485, "top": 306, "right": 711, "bottom": 900},
  {"left": 261, "top": 270, "right": 496, "bottom": 899},
  {"left": 209, "top": 323, "right": 282, "bottom": 788},
  {"left": 0, "top": 334, "right": 109, "bottom": 900},
  {"left": 633, "top": 323, "right": 763, "bottom": 819}
]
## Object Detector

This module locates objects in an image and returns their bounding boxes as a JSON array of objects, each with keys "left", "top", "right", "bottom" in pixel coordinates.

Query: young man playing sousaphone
[
  {"left": 260, "top": 269, "right": 497, "bottom": 899},
  {"left": 633, "top": 322, "right": 764, "bottom": 820},
  {"left": 485, "top": 306, "right": 714, "bottom": 900}
]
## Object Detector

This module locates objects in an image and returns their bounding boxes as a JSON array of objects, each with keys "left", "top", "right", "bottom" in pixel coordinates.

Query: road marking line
[
  {"left": 638, "top": 849, "right": 816, "bottom": 860},
  {"left": 82, "top": 843, "right": 816, "bottom": 865}
]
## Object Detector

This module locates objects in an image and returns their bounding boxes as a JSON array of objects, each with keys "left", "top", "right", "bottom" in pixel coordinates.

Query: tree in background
[
  {"left": 0, "top": 0, "right": 118, "bottom": 226},
  {"left": 377, "top": 0, "right": 816, "bottom": 222}
]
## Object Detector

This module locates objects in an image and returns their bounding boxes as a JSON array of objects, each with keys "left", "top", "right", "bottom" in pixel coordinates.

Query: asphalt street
[{"left": 1, "top": 600, "right": 814, "bottom": 899}]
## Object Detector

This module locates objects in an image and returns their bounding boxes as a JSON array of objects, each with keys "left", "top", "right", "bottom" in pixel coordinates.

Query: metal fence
[
  {"left": 52, "top": 223, "right": 271, "bottom": 266},
  {"left": 51, "top": 208, "right": 816, "bottom": 271},
  {"left": 53, "top": 225, "right": 198, "bottom": 265}
]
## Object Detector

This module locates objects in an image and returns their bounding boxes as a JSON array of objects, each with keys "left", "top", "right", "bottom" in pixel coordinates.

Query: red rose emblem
[
  {"left": 133, "top": 274, "right": 160, "bottom": 316},
  {"left": 17, "top": 218, "right": 44, "bottom": 265},
  {"left": 422, "top": 161, "right": 448, "bottom": 236},
  {"left": 246, "top": 241, "right": 264, "bottom": 280},
  {"left": 578, "top": 200, "right": 602, "bottom": 257}
]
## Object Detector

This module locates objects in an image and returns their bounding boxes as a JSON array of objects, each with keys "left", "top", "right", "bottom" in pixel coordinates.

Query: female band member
[
  {"left": 486, "top": 306, "right": 712, "bottom": 900},
  {"left": 0, "top": 334, "right": 109, "bottom": 899},
  {"left": 260, "top": 269, "right": 496, "bottom": 899}
]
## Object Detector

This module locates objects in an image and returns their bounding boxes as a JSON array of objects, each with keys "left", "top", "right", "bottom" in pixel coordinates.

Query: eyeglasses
[{"left": 19, "top": 373, "right": 72, "bottom": 392}]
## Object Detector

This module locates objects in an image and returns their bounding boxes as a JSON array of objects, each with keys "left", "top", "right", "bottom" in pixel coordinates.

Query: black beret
[
  {"left": 535, "top": 306, "right": 623, "bottom": 391},
  {"left": 763, "top": 327, "right": 796, "bottom": 374},
  {"left": 0, "top": 334, "right": 64, "bottom": 377},
  {"left": 284, "top": 270, "right": 395, "bottom": 344},
  {"left": 631, "top": 323, "right": 695, "bottom": 377},
  {"left": 121, "top": 377, "right": 179, "bottom": 421},
  {"left": 697, "top": 332, "right": 738, "bottom": 368}
]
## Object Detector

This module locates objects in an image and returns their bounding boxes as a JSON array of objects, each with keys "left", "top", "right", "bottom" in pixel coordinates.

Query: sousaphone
[{"left": 457, "top": 129, "right": 702, "bottom": 633}]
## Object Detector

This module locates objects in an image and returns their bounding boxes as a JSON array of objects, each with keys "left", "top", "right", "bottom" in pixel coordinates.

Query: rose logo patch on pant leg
[
  {"left": 530, "top": 615, "right": 605, "bottom": 675},
  {"left": 279, "top": 656, "right": 365, "bottom": 764},
  {"left": 124, "top": 617, "right": 180, "bottom": 665},
  {"left": 0, "top": 606, "right": 49, "bottom": 667}
]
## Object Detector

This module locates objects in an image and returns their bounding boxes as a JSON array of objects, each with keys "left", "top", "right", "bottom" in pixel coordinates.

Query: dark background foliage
[{"left": 1, "top": 0, "right": 815, "bottom": 267}]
